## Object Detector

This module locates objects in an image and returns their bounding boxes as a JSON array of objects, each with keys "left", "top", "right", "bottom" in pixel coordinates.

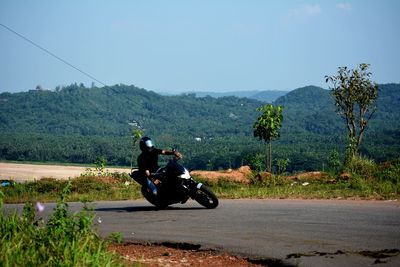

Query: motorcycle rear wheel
[
  {"left": 193, "top": 185, "right": 219, "bottom": 209},
  {"left": 141, "top": 186, "right": 168, "bottom": 210}
]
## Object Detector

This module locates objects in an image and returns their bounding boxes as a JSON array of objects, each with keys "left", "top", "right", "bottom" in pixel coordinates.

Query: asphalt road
[{"left": 4, "top": 199, "right": 400, "bottom": 266}]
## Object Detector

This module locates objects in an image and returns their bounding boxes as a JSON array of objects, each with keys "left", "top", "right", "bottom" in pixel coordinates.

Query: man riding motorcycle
[
  {"left": 130, "top": 136, "right": 219, "bottom": 209},
  {"left": 136, "top": 136, "right": 181, "bottom": 195}
]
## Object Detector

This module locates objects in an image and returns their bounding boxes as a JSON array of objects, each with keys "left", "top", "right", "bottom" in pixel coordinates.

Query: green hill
[
  {"left": 0, "top": 84, "right": 258, "bottom": 138},
  {"left": 0, "top": 83, "right": 399, "bottom": 171},
  {"left": 0, "top": 84, "right": 261, "bottom": 169},
  {"left": 273, "top": 84, "right": 400, "bottom": 169}
]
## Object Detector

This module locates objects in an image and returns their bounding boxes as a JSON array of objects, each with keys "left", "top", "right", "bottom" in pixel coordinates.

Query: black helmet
[{"left": 139, "top": 136, "right": 154, "bottom": 152}]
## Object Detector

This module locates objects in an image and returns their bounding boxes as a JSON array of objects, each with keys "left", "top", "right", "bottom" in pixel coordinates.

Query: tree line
[{"left": 0, "top": 80, "right": 399, "bottom": 171}]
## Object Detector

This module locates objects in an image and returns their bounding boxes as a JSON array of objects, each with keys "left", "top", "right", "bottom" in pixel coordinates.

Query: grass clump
[
  {"left": 345, "top": 155, "right": 377, "bottom": 179},
  {"left": 2, "top": 172, "right": 142, "bottom": 204},
  {"left": 0, "top": 182, "right": 125, "bottom": 266},
  {"left": 343, "top": 156, "right": 400, "bottom": 198}
]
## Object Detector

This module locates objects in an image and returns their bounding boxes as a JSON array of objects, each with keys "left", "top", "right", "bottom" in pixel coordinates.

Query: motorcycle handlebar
[{"left": 173, "top": 154, "right": 182, "bottom": 161}]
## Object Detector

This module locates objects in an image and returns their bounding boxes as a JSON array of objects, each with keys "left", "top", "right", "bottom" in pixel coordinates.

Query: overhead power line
[{"left": 0, "top": 23, "right": 107, "bottom": 87}]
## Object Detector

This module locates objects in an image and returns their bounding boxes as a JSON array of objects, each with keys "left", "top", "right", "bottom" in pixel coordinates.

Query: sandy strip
[{"left": 0, "top": 162, "right": 132, "bottom": 182}]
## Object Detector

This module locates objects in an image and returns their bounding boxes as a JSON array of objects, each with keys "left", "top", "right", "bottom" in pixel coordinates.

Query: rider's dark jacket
[{"left": 137, "top": 148, "right": 163, "bottom": 177}]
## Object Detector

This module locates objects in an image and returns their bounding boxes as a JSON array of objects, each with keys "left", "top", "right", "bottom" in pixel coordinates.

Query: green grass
[
  {"left": 2, "top": 172, "right": 142, "bottom": 204},
  {"left": 208, "top": 180, "right": 398, "bottom": 200},
  {"left": 194, "top": 157, "right": 400, "bottom": 200},
  {"left": 0, "top": 183, "right": 126, "bottom": 266},
  {"left": 1, "top": 157, "right": 399, "bottom": 204}
]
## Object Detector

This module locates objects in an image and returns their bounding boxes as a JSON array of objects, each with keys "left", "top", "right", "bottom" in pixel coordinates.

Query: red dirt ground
[
  {"left": 191, "top": 166, "right": 253, "bottom": 184},
  {"left": 108, "top": 242, "right": 264, "bottom": 267}
]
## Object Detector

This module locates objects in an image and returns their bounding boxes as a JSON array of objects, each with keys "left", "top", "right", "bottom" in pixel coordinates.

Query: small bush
[
  {"left": 247, "top": 154, "right": 265, "bottom": 173},
  {"left": 345, "top": 155, "right": 377, "bottom": 179},
  {"left": 328, "top": 149, "right": 342, "bottom": 174},
  {"left": 110, "top": 171, "right": 132, "bottom": 182},
  {"left": 251, "top": 172, "right": 288, "bottom": 187},
  {"left": 348, "top": 174, "right": 370, "bottom": 191},
  {"left": 376, "top": 181, "right": 396, "bottom": 196},
  {"left": 376, "top": 159, "right": 400, "bottom": 184},
  {"left": 71, "top": 176, "right": 111, "bottom": 194},
  {"left": 27, "top": 178, "right": 65, "bottom": 194}
]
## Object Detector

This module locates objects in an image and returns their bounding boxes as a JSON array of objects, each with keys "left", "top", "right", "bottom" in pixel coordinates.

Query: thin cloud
[
  {"left": 288, "top": 4, "right": 321, "bottom": 19},
  {"left": 337, "top": 3, "right": 352, "bottom": 11}
]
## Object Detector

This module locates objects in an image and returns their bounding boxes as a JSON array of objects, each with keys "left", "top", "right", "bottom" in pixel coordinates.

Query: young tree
[
  {"left": 253, "top": 104, "right": 283, "bottom": 173},
  {"left": 128, "top": 121, "right": 144, "bottom": 168},
  {"left": 325, "top": 63, "right": 378, "bottom": 161}
]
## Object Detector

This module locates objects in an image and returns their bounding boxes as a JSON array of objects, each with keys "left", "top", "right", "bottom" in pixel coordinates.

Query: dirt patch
[
  {"left": 0, "top": 162, "right": 131, "bottom": 182},
  {"left": 191, "top": 166, "right": 252, "bottom": 184},
  {"left": 108, "top": 242, "right": 264, "bottom": 267},
  {"left": 191, "top": 168, "right": 333, "bottom": 185}
]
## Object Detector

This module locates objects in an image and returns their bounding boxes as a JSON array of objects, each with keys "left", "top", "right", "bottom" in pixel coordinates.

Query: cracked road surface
[{"left": 4, "top": 199, "right": 400, "bottom": 266}]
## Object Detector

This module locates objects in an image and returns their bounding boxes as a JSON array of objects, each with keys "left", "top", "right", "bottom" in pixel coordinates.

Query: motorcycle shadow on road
[{"left": 95, "top": 205, "right": 206, "bottom": 213}]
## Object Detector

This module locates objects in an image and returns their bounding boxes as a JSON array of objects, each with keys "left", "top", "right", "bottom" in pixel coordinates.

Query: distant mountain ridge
[{"left": 187, "top": 90, "right": 288, "bottom": 102}]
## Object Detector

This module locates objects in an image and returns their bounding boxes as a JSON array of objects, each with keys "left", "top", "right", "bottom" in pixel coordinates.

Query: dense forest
[{"left": 0, "top": 83, "right": 399, "bottom": 172}]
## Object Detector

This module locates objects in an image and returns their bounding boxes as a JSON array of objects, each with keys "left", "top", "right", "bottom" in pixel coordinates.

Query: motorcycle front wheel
[{"left": 193, "top": 185, "right": 219, "bottom": 209}]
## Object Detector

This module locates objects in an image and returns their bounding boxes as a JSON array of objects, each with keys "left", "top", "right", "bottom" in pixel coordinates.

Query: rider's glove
[{"left": 174, "top": 151, "right": 182, "bottom": 159}]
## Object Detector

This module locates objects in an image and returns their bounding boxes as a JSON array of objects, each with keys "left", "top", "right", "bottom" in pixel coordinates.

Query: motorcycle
[{"left": 130, "top": 156, "right": 219, "bottom": 209}]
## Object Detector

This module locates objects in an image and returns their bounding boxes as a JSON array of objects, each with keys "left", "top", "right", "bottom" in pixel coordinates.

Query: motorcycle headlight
[{"left": 179, "top": 169, "right": 191, "bottom": 179}]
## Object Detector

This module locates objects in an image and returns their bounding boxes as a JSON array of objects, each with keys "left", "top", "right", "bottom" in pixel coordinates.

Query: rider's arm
[{"left": 161, "top": 149, "right": 182, "bottom": 158}]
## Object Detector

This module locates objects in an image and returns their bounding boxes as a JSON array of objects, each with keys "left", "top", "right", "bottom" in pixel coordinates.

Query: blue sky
[{"left": 1, "top": 0, "right": 399, "bottom": 93}]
